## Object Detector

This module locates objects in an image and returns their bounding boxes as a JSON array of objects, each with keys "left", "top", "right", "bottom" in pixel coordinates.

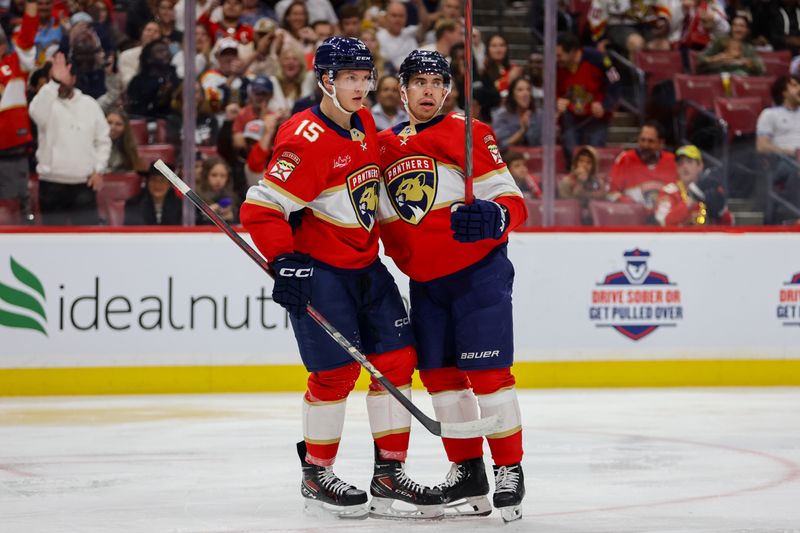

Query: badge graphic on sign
[
  {"left": 589, "top": 249, "right": 683, "bottom": 341},
  {"left": 346, "top": 164, "right": 381, "bottom": 231},
  {"left": 384, "top": 156, "right": 438, "bottom": 225},
  {"left": 268, "top": 151, "right": 300, "bottom": 182}
]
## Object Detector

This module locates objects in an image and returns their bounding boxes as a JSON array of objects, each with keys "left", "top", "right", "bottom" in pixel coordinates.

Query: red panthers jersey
[
  {"left": 240, "top": 106, "right": 381, "bottom": 268},
  {"left": 377, "top": 112, "right": 527, "bottom": 282},
  {"left": 0, "top": 11, "right": 37, "bottom": 151}
]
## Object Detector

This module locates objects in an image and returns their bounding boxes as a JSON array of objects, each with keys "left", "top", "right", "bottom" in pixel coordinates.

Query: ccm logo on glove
[{"left": 278, "top": 267, "right": 314, "bottom": 278}]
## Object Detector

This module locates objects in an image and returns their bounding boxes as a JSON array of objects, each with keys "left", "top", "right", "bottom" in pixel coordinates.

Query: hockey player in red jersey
[
  {"left": 239, "top": 37, "right": 443, "bottom": 520},
  {"left": 376, "top": 50, "right": 528, "bottom": 522}
]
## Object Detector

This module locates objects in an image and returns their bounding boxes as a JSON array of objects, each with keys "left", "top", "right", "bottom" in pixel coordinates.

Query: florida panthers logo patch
[
  {"left": 385, "top": 156, "right": 437, "bottom": 225},
  {"left": 268, "top": 151, "right": 301, "bottom": 182},
  {"left": 347, "top": 164, "right": 381, "bottom": 231},
  {"left": 484, "top": 134, "right": 503, "bottom": 165}
]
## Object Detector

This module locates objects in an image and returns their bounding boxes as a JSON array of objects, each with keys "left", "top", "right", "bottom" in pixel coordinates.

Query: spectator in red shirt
[
  {"left": 556, "top": 31, "right": 621, "bottom": 163},
  {"left": 0, "top": 0, "right": 37, "bottom": 219},
  {"left": 608, "top": 120, "right": 677, "bottom": 210},
  {"left": 198, "top": 0, "right": 254, "bottom": 45},
  {"left": 232, "top": 75, "right": 274, "bottom": 151}
]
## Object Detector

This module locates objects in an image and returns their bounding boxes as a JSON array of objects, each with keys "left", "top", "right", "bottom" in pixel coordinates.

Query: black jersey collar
[{"left": 311, "top": 105, "right": 366, "bottom": 140}]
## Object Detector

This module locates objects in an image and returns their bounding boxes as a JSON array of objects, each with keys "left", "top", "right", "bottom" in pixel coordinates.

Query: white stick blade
[
  {"left": 154, "top": 159, "right": 190, "bottom": 194},
  {"left": 439, "top": 415, "right": 502, "bottom": 439}
]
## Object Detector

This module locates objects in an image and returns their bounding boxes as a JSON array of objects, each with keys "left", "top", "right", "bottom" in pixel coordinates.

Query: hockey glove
[
  {"left": 272, "top": 253, "right": 314, "bottom": 315},
  {"left": 450, "top": 199, "right": 510, "bottom": 243}
]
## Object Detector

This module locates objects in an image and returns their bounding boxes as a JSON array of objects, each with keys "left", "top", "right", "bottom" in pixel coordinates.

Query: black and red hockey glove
[
  {"left": 450, "top": 199, "right": 509, "bottom": 242},
  {"left": 272, "top": 253, "right": 314, "bottom": 315}
]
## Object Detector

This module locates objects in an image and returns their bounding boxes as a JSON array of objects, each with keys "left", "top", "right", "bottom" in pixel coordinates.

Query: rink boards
[{"left": 1, "top": 228, "right": 799, "bottom": 395}]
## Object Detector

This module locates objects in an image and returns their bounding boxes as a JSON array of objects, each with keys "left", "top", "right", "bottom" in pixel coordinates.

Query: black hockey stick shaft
[
  {"left": 464, "top": 0, "right": 474, "bottom": 205},
  {"left": 154, "top": 160, "right": 478, "bottom": 438}
]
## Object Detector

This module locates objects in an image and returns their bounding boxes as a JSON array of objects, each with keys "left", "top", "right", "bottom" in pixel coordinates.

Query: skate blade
[
  {"left": 368, "top": 497, "right": 444, "bottom": 520},
  {"left": 443, "top": 495, "right": 493, "bottom": 518},
  {"left": 303, "top": 498, "right": 369, "bottom": 520},
  {"left": 499, "top": 504, "right": 522, "bottom": 523}
]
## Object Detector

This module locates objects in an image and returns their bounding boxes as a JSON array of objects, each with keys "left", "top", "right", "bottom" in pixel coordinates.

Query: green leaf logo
[{"left": 0, "top": 257, "right": 48, "bottom": 336}]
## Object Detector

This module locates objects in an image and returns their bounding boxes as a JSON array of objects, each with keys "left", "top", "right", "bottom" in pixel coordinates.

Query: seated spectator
[
  {"left": 482, "top": 33, "right": 522, "bottom": 98},
  {"left": 105, "top": 109, "right": 143, "bottom": 172},
  {"left": 756, "top": 74, "right": 800, "bottom": 222},
  {"left": 174, "top": 0, "right": 213, "bottom": 33},
  {"left": 769, "top": 0, "right": 800, "bottom": 56},
  {"left": 125, "top": 0, "right": 160, "bottom": 42},
  {"left": 29, "top": 52, "right": 111, "bottom": 225},
  {"left": 608, "top": 120, "right": 677, "bottom": 210},
  {"left": 279, "top": 0, "right": 316, "bottom": 52},
  {"left": 377, "top": 1, "right": 426, "bottom": 70},
  {"left": 240, "top": 0, "right": 276, "bottom": 27},
  {"left": 243, "top": 17, "right": 278, "bottom": 77},
  {"left": 338, "top": 4, "right": 361, "bottom": 39},
  {"left": 65, "top": 18, "right": 108, "bottom": 99},
  {"left": 360, "top": 26, "right": 394, "bottom": 79},
  {"left": 371, "top": 74, "right": 407, "bottom": 132},
  {"left": 233, "top": 75, "right": 274, "bottom": 151},
  {"left": 118, "top": 20, "right": 161, "bottom": 88},
  {"left": 555, "top": 31, "right": 621, "bottom": 162},
  {"left": 654, "top": 0, "right": 729, "bottom": 52},
  {"left": 154, "top": 0, "right": 182, "bottom": 53},
  {"left": 200, "top": 37, "right": 250, "bottom": 117},
  {"left": 491, "top": 76, "right": 542, "bottom": 150},
  {"left": 654, "top": 144, "right": 732, "bottom": 225},
  {"left": 422, "top": 0, "right": 462, "bottom": 45},
  {"left": 198, "top": 0, "right": 254, "bottom": 45},
  {"left": 196, "top": 156, "right": 238, "bottom": 224},
  {"left": 171, "top": 22, "right": 212, "bottom": 79},
  {"left": 558, "top": 145, "right": 607, "bottom": 218},
  {"left": 505, "top": 150, "right": 542, "bottom": 199},
  {"left": 269, "top": 41, "right": 314, "bottom": 113},
  {"left": 588, "top": 0, "right": 669, "bottom": 58},
  {"left": 243, "top": 113, "right": 279, "bottom": 186},
  {"left": 420, "top": 17, "right": 462, "bottom": 62},
  {"left": 696, "top": 15, "right": 765, "bottom": 76},
  {"left": 127, "top": 39, "right": 181, "bottom": 119},
  {"left": 275, "top": 0, "right": 338, "bottom": 28},
  {"left": 124, "top": 163, "right": 183, "bottom": 225}
]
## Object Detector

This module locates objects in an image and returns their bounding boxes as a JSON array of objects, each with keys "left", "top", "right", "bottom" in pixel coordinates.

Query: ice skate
[
  {"left": 297, "top": 441, "right": 368, "bottom": 519},
  {"left": 492, "top": 463, "right": 525, "bottom": 523},
  {"left": 369, "top": 448, "right": 444, "bottom": 520},
  {"left": 436, "top": 457, "right": 492, "bottom": 518}
]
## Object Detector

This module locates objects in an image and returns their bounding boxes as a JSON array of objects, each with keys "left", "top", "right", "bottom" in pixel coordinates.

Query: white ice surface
[{"left": 1, "top": 389, "right": 799, "bottom": 533}]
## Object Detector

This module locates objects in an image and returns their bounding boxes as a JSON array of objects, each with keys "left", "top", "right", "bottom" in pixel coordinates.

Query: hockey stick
[
  {"left": 463, "top": 0, "right": 474, "bottom": 205},
  {"left": 154, "top": 160, "right": 501, "bottom": 439}
]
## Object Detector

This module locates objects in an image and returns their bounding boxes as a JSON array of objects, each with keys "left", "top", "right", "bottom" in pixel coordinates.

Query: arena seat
[
  {"left": 522, "top": 198, "right": 582, "bottom": 226},
  {"left": 97, "top": 172, "right": 142, "bottom": 226},
  {"left": 589, "top": 200, "right": 648, "bottom": 226},
  {"left": 0, "top": 199, "right": 22, "bottom": 225},
  {"left": 673, "top": 74, "right": 724, "bottom": 110},
  {"left": 731, "top": 76, "right": 776, "bottom": 110},
  {"left": 196, "top": 145, "right": 219, "bottom": 159},
  {"left": 509, "top": 146, "right": 567, "bottom": 174},
  {"left": 714, "top": 97, "right": 762, "bottom": 141},
  {"left": 138, "top": 144, "right": 176, "bottom": 167},
  {"left": 758, "top": 50, "right": 792, "bottom": 77},
  {"left": 635, "top": 50, "right": 684, "bottom": 94},
  {"left": 129, "top": 119, "right": 168, "bottom": 145}
]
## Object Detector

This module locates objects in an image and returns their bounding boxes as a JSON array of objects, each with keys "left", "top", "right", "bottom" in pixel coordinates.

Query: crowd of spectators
[{"left": 0, "top": 0, "right": 799, "bottom": 227}]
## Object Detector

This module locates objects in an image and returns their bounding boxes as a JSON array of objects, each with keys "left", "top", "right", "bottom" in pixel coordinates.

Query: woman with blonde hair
[
  {"left": 268, "top": 41, "right": 315, "bottom": 112},
  {"left": 105, "top": 109, "right": 143, "bottom": 173}
]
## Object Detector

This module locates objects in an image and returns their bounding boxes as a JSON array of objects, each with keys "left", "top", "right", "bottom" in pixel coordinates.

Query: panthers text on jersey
[
  {"left": 377, "top": 112, "right": 528, "bottom": 282},
  {"left": 240, "top": 106, "right": 382, "bottom": 268}
]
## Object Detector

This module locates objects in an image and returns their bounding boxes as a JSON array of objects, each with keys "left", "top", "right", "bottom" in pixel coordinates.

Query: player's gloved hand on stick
[
  {"left": 450, "top": 199, "right": 510, "bottom": 242},
  {"left": 272, "top": 253, "right": 314, "bottom": 315}
]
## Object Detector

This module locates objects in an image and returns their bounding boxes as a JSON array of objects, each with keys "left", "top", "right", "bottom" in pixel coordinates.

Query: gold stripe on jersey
[
  {"left": 367, "top": 383, "right": 412, "bottom": 396},
  {"left": 243, "top": 198, "right": 283, "bottom": 213},
  {"left": 311, "top": 209, "right": 363, "bottom": 228},
  {"left": 303, "top": 437, "right": 341, "bottom": 445},
  {"left": 303, "top": 396, "right": 347, "bottom": 406},
  {"left": 258, "top": 179, "right": 309, "bottom": 206},
  {"left": 474, "top": 167, "right": 512, "bottom": 183},
  {"left": 371, "top": 427, "right": 411, "bottom": 439},
  {"left": 487, "top": 425, "right": 523, "bottom": 440}
]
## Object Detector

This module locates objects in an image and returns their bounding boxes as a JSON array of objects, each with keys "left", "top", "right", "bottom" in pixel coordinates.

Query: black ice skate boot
[
  {"left": 296, "top": 441, "right": 368, "bottom": 519},
  {"left": 435, "top": 457, "right": 492, "bottom": 517},
  {"left": 369, "top": 446, "right": 444, "bottom": 519},
  {"left": 492, "top": 463, "right": 525, "bottom": 523}
]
